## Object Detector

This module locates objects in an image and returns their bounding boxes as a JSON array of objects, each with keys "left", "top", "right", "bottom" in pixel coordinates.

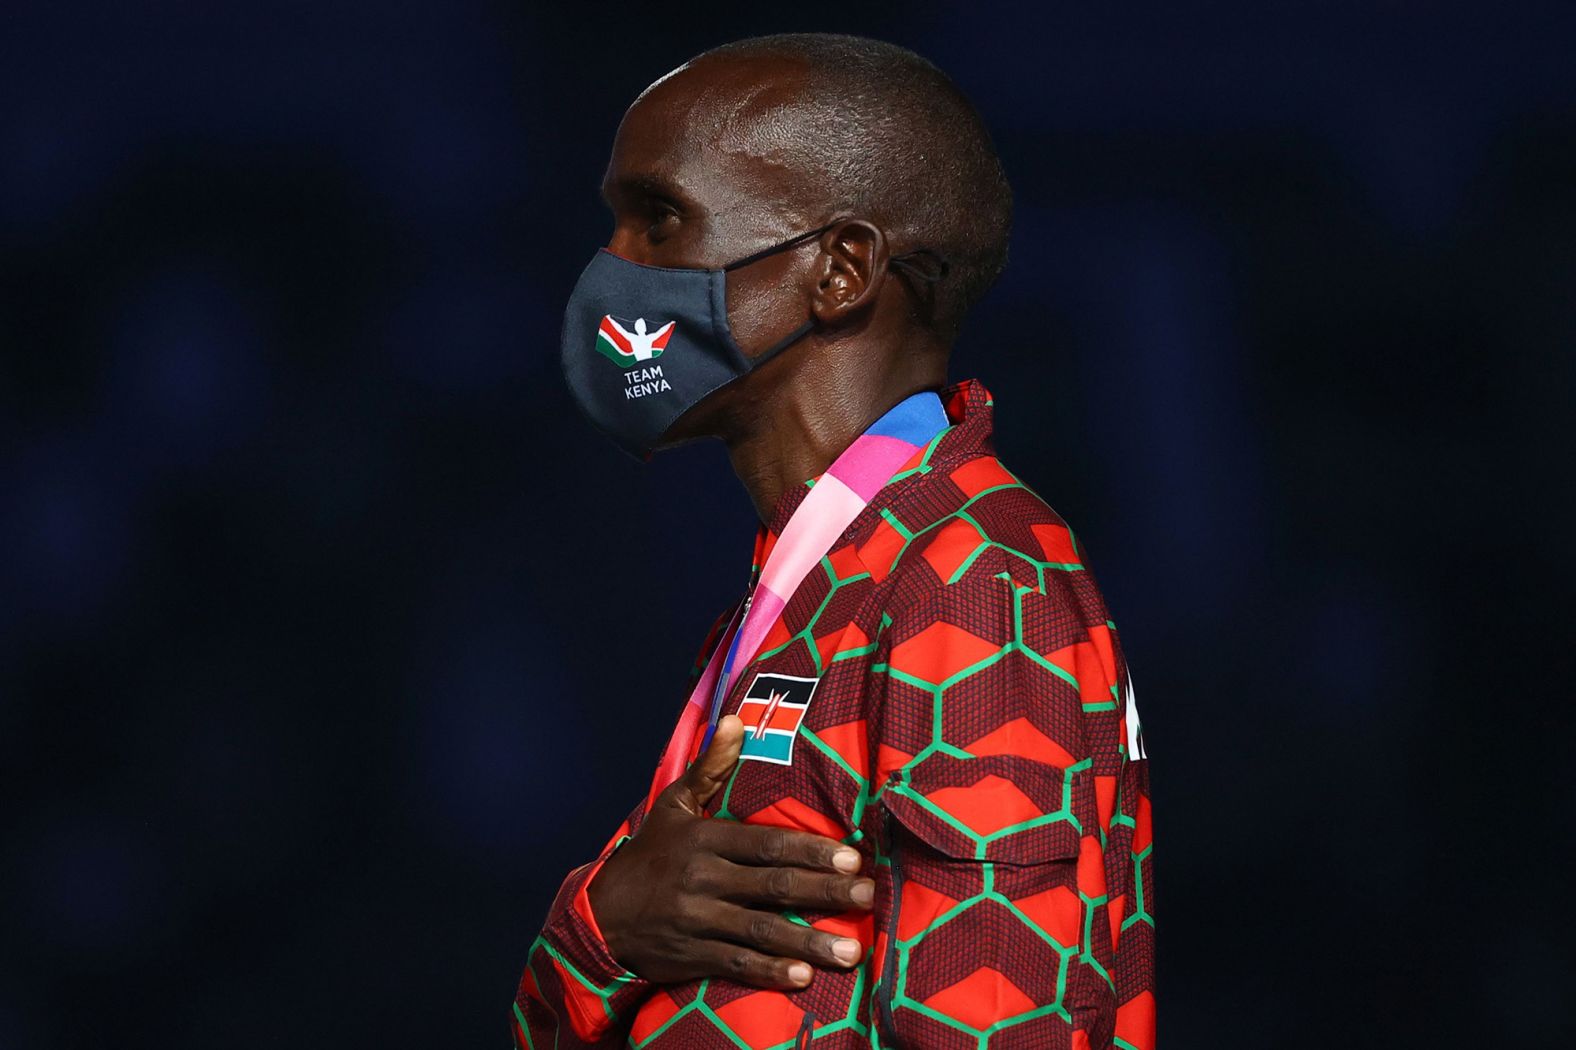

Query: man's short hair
[{"left": 698, "top": 33, "right": 1014, "bottom": 342}]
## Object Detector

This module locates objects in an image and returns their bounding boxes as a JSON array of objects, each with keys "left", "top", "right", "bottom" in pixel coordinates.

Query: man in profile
[{"left": 514, "top": 33, "right": 1154, "bottom": 1049}]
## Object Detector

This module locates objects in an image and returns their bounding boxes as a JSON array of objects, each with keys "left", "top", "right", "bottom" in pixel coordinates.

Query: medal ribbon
[{"left": 646, "top": 391, "right": 949, "bottom": 809}]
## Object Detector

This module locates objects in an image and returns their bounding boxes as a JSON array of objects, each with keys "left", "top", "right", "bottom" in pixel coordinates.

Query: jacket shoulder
[{"left": 858, "top": 452, "right": 1098, "bottom": 610}]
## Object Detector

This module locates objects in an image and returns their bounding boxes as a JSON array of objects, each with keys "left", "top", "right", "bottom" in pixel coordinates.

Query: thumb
[{"left": 671, "top": 716, "right": 744, "bottom": 816}]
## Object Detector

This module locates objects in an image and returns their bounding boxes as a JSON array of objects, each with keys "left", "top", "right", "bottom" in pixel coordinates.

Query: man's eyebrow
[{"left": 601, "top": 171, "right": 690, "bottom": 208}]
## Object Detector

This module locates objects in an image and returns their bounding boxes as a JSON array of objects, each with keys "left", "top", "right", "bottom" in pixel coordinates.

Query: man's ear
[{"left": 810, "top": 220, "right": 889, "bottom": 325}]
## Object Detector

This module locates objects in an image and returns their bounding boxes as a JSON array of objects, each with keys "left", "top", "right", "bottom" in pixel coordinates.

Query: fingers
[
  {"left": 718, "top": 858, "right": 875, "bottom": 911},
  {"left": 679, "top": 843, "right": 872, "bottom": 912},
  {"left": 692, "top": 941, "right": 815, "bottom": 992},
  {"left": 671, "top": 715, "right": 744, "bottom": 816},
  {"left": 700, "top": 820, "right": 864, "bottom": 876},
  {"left": 706, "top": 902, "right": 867, "bottom": 971}
]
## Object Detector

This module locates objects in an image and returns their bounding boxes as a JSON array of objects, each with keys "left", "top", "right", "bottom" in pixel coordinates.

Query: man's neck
[{"left": 720, "top": 353, "right": 946, "bottom": 522}]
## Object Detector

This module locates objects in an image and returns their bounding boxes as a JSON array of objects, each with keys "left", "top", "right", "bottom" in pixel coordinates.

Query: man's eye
[{"left": 648, "top": 206, "right": 680, "bottom": 235}]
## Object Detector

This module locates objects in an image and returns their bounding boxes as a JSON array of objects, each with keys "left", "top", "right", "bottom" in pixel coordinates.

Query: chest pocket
[
  {"left": 879, "top": 752, "right": 1089, "bottom": 864},
  {"left": 872, "top": 756, "right": 1095, "bottom": 1046}
]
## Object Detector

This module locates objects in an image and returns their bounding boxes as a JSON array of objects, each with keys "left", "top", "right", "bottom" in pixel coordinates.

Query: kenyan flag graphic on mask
[{"left": 596, "top": 315, "right": 675, "bottom": 367}]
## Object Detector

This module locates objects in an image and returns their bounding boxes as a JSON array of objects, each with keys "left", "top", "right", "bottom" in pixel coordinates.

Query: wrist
[{"left": 579, "top": 837, "right": 631, "bottom": 960}]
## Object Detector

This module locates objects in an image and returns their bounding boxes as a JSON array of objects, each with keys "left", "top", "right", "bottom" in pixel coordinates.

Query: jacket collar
[{"left": 750, "top": 377, "right": 997, "bottom": 574}]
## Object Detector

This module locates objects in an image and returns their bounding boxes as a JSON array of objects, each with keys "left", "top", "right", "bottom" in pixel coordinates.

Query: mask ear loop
[
  {"left": 716, "top": 222, "right": 840, "bottom": 368},
  {"left": 720, "top": 221, "right": 842, "bottom": 273},
  {"left": 889, "top": 248, "right": 950, "bottom": 325},
  {"left": 889, "top": 248, "right": 949, "bottom": 285},
  {"left": 723, "top": 227, "right": 950, "bottom": 364}
]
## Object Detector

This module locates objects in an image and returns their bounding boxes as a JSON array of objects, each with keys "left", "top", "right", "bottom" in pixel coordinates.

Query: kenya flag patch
[{"left": 736, "top": 673, "right": 819, "bottom": 765}]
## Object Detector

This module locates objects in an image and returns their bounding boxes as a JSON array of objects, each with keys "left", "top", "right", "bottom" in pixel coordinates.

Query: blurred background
[{"left": 3, "top": 2, "right": 1574, "bottom": 1047}]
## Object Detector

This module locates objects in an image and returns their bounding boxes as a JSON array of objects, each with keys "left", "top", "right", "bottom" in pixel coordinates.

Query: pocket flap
[{"left": 879, "top": 753, "right": 1087, "bottom": 865}]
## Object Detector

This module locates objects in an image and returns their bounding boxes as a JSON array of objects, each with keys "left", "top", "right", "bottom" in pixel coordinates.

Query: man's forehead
[
  {"left": 607, "top": 55, "right": 816, "bottom": 208},
  {"left": 634, "top": 53, "right": 807, "bottom": 146}
]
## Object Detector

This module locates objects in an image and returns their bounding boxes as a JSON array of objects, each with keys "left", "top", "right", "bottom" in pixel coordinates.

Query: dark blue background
[{"left": 4, "top": 3, "right": 1573, "bottom": 1047}]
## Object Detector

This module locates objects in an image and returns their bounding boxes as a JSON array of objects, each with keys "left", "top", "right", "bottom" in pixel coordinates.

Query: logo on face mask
[{"left": 596, "top": 315, "right": 675, "bottom": 367}]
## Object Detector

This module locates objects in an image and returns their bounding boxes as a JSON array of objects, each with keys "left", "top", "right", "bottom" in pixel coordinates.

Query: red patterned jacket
[{"left": 513, "top": 378, "right": 1155, "bottom": 1049}]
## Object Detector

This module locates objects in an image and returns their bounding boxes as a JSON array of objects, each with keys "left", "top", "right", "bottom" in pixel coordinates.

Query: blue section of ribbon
[{"left": 863, "top": 390, "right": 948, "bottom": 445}]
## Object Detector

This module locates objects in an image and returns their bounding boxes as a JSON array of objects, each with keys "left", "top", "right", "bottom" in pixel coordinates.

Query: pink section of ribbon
[
  {"left": 827, "top": 433, "right": 919, "bottom": 501},
  {"left": 720, "top": 587, "right": 788, "bottom": 699}
]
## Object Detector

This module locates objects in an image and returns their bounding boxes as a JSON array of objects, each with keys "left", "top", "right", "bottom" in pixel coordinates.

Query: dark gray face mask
[{"left": 559, "top": 224, "right": 837, "bottom": 460}]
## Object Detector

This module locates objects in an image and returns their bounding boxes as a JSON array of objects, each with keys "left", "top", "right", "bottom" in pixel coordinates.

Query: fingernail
[
  {"left": 832, "top": 938, "right": 861, "bottom": 963},
  {"left": 788, "top": 963, "right": 812, "bottom": 984},
  {"left": 851, "top": 879, "right": 875, "bottom": 905},
  {"left": 833, "top": 848, "right": 860, "bottom": 873}
]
